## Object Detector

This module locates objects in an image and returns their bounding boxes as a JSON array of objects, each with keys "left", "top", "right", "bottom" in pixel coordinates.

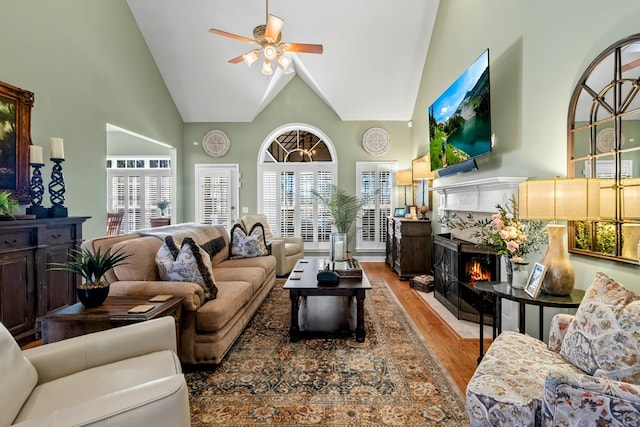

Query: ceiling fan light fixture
[
  {"left": 263, "top": 44, "right": 277, "bottom": 61},
  {"left": 277, "top": 54, "right": 292, "bottom": 71},
  {"left": 261, "top": 60, "right": 273, "bottom": 76},
  {"left": 242, "top": 50, "right": 259, "bottom": 66},
  {"left": 264, "top": 14, "right": 284, "bottom": 43}
]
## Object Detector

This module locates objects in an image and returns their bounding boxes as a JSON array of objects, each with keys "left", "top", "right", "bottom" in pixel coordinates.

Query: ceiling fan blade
[
  {"left": 264, "top": 14, "right": 284, "bottom": 42},
  {"left": 280, "top": 43, "right": 324, "bottom": 54},
  {"left": 228, "top": 55, "right": 245, "bottom": 64},
  {"left": 622, "top": 58, "right": 640, "bottom": 72},
  {"left": 209, "top": 28, "right": 258, "bottom": 45}
]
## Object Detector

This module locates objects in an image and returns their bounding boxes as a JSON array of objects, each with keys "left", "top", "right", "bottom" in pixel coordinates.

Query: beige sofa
[
  {"left": 238, "top": 214, "right": 304, "bottom": 276},
  {"left": 82, "top": 223, "right": 276, "bottom": 365},
  {"left": 2, "top": 316, "right": 189, "bottom": 427}
]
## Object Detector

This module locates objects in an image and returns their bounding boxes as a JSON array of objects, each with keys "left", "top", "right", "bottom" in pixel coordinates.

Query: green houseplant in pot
[
  {"left": 50, "top": 247, "right": 131, "bottom": 307},
  {"left": 0, "top": 190, "right": 18, "bottom": 218},
  {"left": 312, "top": 185, "right": 375, "bottom": 259}
]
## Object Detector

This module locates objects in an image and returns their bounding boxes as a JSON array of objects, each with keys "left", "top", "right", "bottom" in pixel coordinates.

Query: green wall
[
  {"left": 107, "top": 131, "right": 173, "bottom": 157},
  {"left": 0, "top": 0, "right": 183, "bottom": 238},
  {"left": 183, "top": 76, "right": 412, "bottom": 221},
  {"left": 414, "top": 0, "right": 640, "bottom": 290}
]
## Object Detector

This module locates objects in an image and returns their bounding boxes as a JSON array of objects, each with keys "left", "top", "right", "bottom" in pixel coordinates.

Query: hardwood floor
[{"left": 361, "top": 261, "right": 490, "bottom": 394}]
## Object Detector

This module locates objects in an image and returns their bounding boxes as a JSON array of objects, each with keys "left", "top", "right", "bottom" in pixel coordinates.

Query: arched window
[{"left": 258, "top": 124, "right": 337, "bottom": 250}]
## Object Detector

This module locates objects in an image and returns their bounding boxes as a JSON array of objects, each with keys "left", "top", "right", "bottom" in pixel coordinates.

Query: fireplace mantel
[{"left": 431, "top": 177, "right": 527, "bottom": 215}]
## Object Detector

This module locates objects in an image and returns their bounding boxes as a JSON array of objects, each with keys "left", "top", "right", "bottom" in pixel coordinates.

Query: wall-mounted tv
[{"left": 429, "top": 49, "right": 491, "bottom": 175}]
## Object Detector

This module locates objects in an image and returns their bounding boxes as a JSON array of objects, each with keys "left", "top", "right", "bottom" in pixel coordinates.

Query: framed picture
[
  {"left": 408, "top": 205, "right": 418, "bottom": 217},
  {"left": 394, "top": 208, "right": 405, "bottom": 217},
  {"left": 525, "top": 262, "right": 547, "bottom": 298},
  {"left": 0, "top": 81, "right": 34, "bottom": 203}
]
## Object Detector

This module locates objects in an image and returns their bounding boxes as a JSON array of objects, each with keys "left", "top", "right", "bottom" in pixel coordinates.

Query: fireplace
[{"left": 433, "top": 233, "right": 499, "bottom": 324}]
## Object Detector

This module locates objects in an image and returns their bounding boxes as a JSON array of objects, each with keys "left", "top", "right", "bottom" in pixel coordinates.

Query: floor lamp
[
  {"left": 396, "top": 170, "right": 413, "bottom": 215},
  {"left": 412, "top": 159, "right": 434, "bottom": 220},
  {"left": 518, "top": 178, "right": 600, "bottom": 296}
]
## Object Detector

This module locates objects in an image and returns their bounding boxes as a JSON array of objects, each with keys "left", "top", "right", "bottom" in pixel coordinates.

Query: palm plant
[{"left": 311, "top": 185, "right": 367, "bottom": 235}]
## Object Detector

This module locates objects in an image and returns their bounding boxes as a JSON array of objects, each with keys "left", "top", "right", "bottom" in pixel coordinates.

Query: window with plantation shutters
[
  {"left": 356, "top": 162, "right": 396, "bottom": 251},
  {"left": 195, "top": 164, "right": 238, "bottom": 228},
  {"left": 259, "top": 124, "right": 337, "bottom": 251},
  {"left": 107, "top": 157, "right": 172, "bottom": 233}
]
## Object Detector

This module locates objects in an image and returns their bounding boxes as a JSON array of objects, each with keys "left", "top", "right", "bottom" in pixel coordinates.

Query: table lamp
[
  {"left": 396, "top": 170, "right": 413, "bottom": 214},
  {"left": 412, "top": 158, "right": 434, "bottom": 220},
  {"left": 518, "top": 178, "right": 600, "bottom": 296}
]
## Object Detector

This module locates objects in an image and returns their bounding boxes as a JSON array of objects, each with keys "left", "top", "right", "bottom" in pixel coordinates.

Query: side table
[
  {"left": 474, "top": 282, "right": 585, "bottom": 363},
  {"left": 42, "top": 295, "right": 183, "bottom": 345},
  {"left": 466, "top": 281, "right": 498, "bottom": 364},
  {"left": 491, "top": 283, "right": 584, "bottom": 340}
]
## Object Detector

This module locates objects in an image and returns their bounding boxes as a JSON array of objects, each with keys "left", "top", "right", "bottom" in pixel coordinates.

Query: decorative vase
[
  {"left": 160, "top": 208, "right": 166, "bottom": 216},
  {"left": 76, "top": 283, "right": 110, "bottom": 308},
  {"left": 511, "top": 259, "right": 530, "bottom": 290},
  {"left": 541, "top": 224, "right": 575, "bottom": 296},
  {"left": 330, "top": 232, "right": 348, "bottom": 262},
  {"left": 504, "top": 256, "right": 513, "bottom": 285}
]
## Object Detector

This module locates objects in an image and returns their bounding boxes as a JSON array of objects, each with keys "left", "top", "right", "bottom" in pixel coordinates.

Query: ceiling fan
[{"left": 209, "top": 0, "right": 323, "bottom": 76}]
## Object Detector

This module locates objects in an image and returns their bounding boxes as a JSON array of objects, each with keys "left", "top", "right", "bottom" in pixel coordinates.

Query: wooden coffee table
[
  {"left": 283, "top": 258, "right": 372, "bottom": 342},
  {"left": 41, "top": 295, "right": 183, "bottom": 344}
]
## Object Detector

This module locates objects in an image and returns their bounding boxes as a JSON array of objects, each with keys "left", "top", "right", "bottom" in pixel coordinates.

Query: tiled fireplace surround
[{"left": 432, "top": 177, "right": 527, "bottom": 331}]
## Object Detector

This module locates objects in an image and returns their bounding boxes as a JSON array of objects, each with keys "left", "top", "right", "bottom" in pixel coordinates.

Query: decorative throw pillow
[
  {"left": 156, "top": 236, "right": 218, "bottom": 300},
  {"left": 200, "top": 236, "right": 227, "bottom": 258},
  {"left": 229, "top": 222, "right": 269, "bottom": 259},
  {"left": 560, "top": 272, "right": 640, "bottom": 383}
]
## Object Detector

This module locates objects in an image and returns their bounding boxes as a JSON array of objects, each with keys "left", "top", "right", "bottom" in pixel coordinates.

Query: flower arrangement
[
  {"left": 155, "top": 199, "right": 170, "bottom": 210},
  {"left": 440, "top": 195, "right": 547, "bottom": 260}
]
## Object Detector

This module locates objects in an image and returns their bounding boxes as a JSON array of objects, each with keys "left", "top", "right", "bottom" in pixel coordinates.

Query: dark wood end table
[
  {"left": 42, "top": 295, "right": 183, "bottom": 344},
  {"left": 283, "top": 259, "right": 372, "bottom": 342},
  {"left": 473, "top": 282, "right": 584, "bottom": 363}
]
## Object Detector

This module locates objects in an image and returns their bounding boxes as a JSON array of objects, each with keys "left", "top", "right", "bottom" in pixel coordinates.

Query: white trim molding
[{"left": 431, "top": 177, "right": 527, "bottom": 216}]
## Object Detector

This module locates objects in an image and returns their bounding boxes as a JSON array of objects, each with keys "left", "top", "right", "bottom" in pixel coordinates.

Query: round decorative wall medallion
[
  {"left": 362, "top": 127, "right": 390, "bottom": 155},
  {"left": 202, "top": 130, "right": 231, "bottom": 157},
  {"left": 596, "top": 127, "right": 624, "bottom": 153}
]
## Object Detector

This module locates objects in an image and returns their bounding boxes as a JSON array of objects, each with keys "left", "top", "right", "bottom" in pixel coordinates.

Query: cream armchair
[
  {"left": 1, "top": 316, "right": 190, "bottom": 427},
  {"left": 239, "top": 214, "right": 304, "bottom": 276}
]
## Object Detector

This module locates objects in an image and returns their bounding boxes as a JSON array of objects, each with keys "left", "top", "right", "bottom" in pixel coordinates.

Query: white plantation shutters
[
  {"left": 258, "top": 124, "right": 337, "bottom": 251},
  {"left": 107, "top": 157, "right": 172, "bottom": 233},
  {"left": 356, "top": 162, "right": 395, "bottom": 251},
  {"left": 195, "top": 164, "right": 238, "bottom": 228},
  {"left": 259, "top": 165, "right": 335, "bottom": 250}
]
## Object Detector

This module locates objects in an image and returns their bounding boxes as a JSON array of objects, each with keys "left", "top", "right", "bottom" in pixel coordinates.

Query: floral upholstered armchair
[{"left": 466, "top": 272, "right": 640, "bottom": 426}]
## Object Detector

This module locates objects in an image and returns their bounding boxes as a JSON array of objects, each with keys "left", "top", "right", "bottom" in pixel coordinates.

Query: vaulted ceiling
[{"left": 126, "top": 0, "right": 440, "bottom": 123}]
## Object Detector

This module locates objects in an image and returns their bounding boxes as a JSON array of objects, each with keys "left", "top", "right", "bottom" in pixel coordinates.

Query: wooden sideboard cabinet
[
  {"left": 386, "top": 217, "right": 433, "bottom": 279},
  {"left": 0, "top": 216, "right": 88, "bottom": 345}
]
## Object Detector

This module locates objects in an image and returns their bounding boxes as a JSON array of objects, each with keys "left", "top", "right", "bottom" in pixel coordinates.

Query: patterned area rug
[{"left": 186, "top": 278, "right": 467, "bottom": 426}]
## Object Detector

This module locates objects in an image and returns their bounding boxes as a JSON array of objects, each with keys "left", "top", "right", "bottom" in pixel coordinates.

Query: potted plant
[
  {"left": 312, "top": 185, "right": 376, "bottom": 259},
  {"left": 155, "top": 199, "right": 170, "bottom": 216},
  {"left": 0, "top": 191, "right": 18, "bottom": 218},
  {"left": 50, "top": 247, "right": 131, "bottom": 307}
]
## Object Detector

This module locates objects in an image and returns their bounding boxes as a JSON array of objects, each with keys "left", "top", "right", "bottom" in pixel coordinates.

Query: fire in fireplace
[
  {"left": 433, "top": 233, "right": 499, "bottom": 324},
  {"left": 466, "top": 257, "right": 493, "bottom": 284}
]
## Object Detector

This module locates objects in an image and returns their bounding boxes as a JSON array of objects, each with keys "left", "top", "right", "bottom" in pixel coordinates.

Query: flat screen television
[{"left": 428, "top": 49, "right": 491, "bottom": 175}]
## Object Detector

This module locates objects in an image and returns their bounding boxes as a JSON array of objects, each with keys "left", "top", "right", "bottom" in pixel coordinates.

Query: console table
[
  {"left": 0, "top": 216, "right": 89, "bottom": 345},
  {"left": 385, "top": 217, "right": 432, "bottom": 279}
]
